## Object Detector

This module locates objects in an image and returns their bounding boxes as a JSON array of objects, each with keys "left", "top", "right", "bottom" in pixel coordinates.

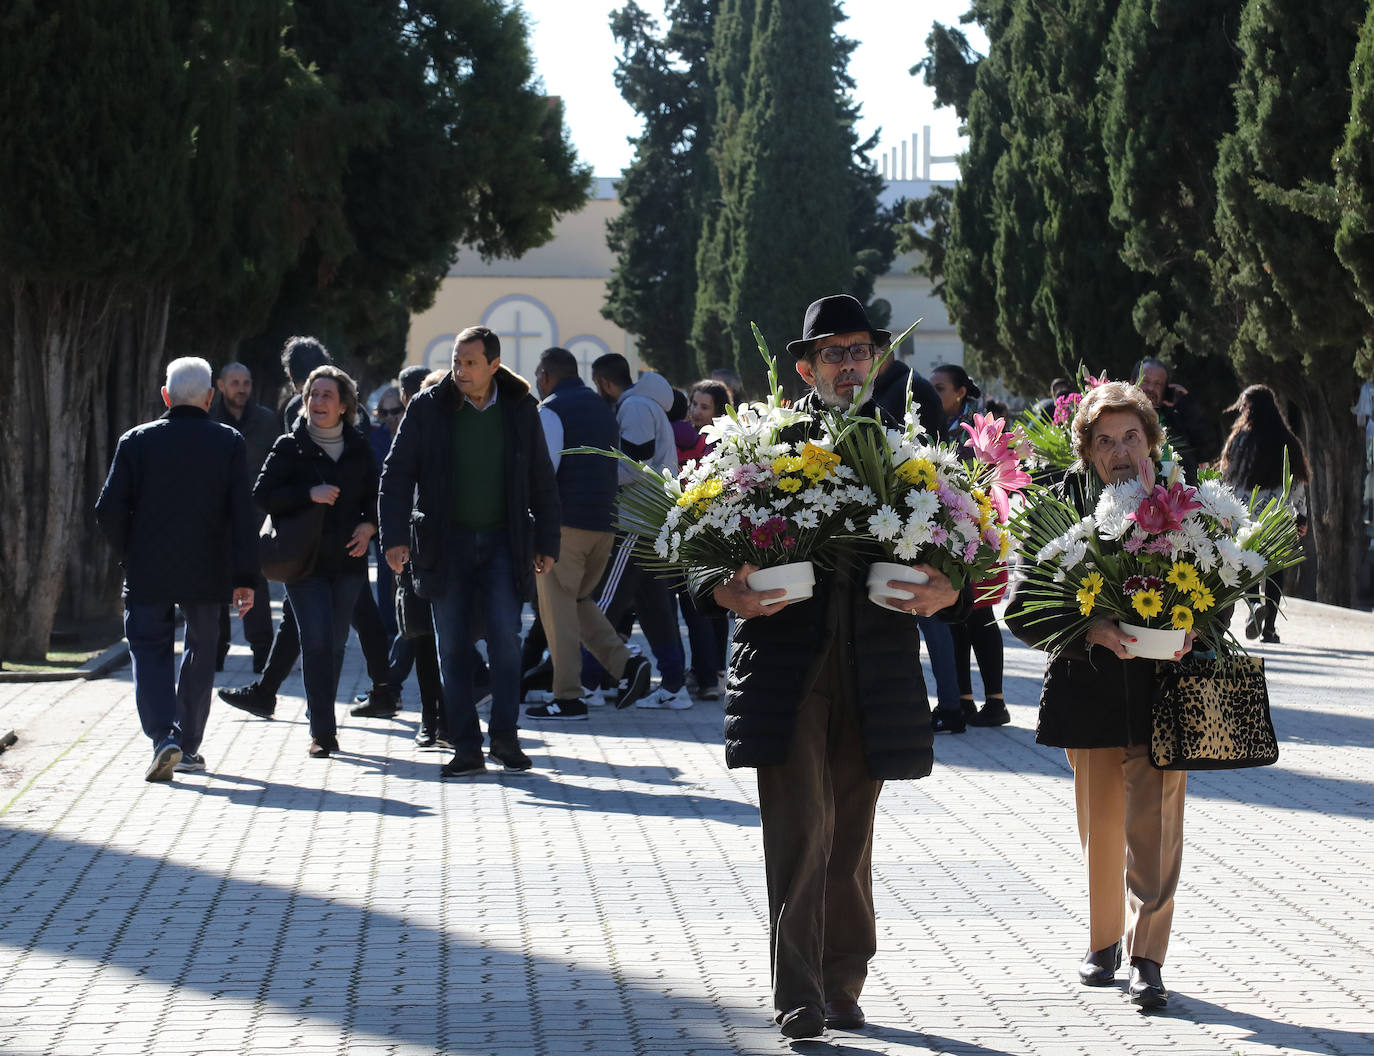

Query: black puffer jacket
[
  {"left": 377, "top": 366, "right": 560, "bottom": 603},
  {"left": 723, "top": 392, "right": 971, "bottom": 779},
  {"left": 253, "top": 421, "right": 378, "bottom": 578},
  {"left": 1004, "top": 471, "right": 1163, "bottom": 748}
]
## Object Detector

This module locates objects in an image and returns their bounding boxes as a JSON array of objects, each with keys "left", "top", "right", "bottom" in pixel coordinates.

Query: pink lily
[{"left": 1126, "top": 481, "right": 1200, "bottom": 535}]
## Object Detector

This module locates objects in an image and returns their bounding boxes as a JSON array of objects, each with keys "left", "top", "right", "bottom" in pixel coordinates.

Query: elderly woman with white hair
[{"left": 1005, "top": 381, "right": 1199, "bottom": 1011}]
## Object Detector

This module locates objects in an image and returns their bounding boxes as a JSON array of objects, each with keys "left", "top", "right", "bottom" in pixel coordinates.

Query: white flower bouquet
[{"left": 1010, "top": 461, "right": 1305, "bottom": 657}]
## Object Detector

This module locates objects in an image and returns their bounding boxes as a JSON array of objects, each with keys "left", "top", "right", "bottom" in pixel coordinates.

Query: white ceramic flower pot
[
  {"left": 747, "top": 561, "right": 815, "bottom": 606},
  {"left": 1119, "top": 621, "right": 1187, "bottom": 660},
  {"left": 866, "top": 561, "right": 930, "bottom": 611}
]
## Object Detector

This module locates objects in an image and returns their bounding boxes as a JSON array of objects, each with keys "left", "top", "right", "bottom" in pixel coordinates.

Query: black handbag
[
  {"left": 1150, "top": 653, "right": 1278, "bottom": 770},
  {"left": 258, "top": 504, "right": 326, "bottom": 583},
  {"left": 394, "top": 564, "right": 434, "bottom": 639}
]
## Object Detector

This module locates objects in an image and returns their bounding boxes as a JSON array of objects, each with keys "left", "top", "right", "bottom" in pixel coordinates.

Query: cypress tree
[
  {"left": 604, "top": 0, "right": 718, "bottom": 383},
  {"left": 1335, "top": 2, "right": 1374, "bottom": 318},
  {"left": 1213, "top": 0, "right": 1370, "bottom": 605},
  {"left": 1101, "top": 0, "right": 1244, "bottom": 412}
]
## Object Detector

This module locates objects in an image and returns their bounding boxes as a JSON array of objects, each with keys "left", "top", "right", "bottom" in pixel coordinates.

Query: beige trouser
[
  {"left": 535, "top": 526, "right": 629, "bottom": 700},
  {"left": 756, "top": 651, "right": 882, "bottom": 1016},
  {"left": 1066, "top": 744, "right": 1187, "bottom": 964}
]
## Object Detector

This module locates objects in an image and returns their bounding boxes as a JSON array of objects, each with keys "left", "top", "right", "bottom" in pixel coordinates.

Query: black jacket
[
  {"left": 378, "top": 366, "right": 561, "bottom": 602},
  {"left": 723, "top": 392, "right": 972, "bottom": 779},
  {"left": 209, "top": 394, "right": 281, "bottom": 483},
  {"left": 872, "top": 358, "right": 947, "bottom": 442},
  {"left": 1003, "top": 471, "right": 1164, "bottom": 748},
  {"left": 94, "top": 406, "right": 259, "bottom": 604},
  {"left": 253, "top": 420, "right": 378, "bottom": 578}
]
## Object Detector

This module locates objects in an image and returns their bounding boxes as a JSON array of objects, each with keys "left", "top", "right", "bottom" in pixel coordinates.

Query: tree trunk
[
  {"left": 61, "top": 289, "right": 171, "bottom": 623},
  {"left": 0, "top": 278, "right": 121, "bottom": 660},
  {"left": 1293, "top": 367, "right": 1365, "bottom": 607}
]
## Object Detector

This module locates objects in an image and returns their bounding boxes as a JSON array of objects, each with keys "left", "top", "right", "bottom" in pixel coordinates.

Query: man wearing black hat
[{"left": 711, "top": 294, "right": 971, "bottom": 1039}]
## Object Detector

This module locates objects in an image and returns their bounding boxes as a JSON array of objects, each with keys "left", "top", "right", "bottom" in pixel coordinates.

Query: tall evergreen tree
[
  {"left": 1101, "top": 0, "right": 1244, "bottom": 412},
  {"left": 603, "top": 0, "right": 717, "bottom": 383},
  {"left": 1213, "top": 0, "right": 1370, "bottom": 605},
  {"left": 690, "top": 0, "right": 890, "bottom": 393},
  {"left": 1335, "top": 2, "right": 1374, "bottom": 318}
]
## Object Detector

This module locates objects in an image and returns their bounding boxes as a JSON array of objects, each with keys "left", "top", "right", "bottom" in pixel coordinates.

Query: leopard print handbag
[{"left": 1150, "top": 653, "right": 1279, "bottom": 770}]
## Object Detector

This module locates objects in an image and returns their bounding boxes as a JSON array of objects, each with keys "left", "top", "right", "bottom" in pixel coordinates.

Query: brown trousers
[
  {"left": 1066, "top": 744, "right": 1186, "bottom": 964},
  {"left": 756, "top": 650, "right": 882, "bottom": 1016},
  {"left": 535, "top": 526, "right": 628, "bottom": 700}
]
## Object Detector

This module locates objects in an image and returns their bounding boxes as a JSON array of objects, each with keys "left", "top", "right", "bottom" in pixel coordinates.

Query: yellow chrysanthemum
[
  {"left": 1131, "top": 589, "right": 1164, "bottom": 620},
  {"left": 777, "top": 477, "right": 802, "bottom": 493},
  {"left": 1190, "top": 586, "right": 1215, "bottom": 612},
  {"left": 676, "top": 478, "right": 723, "bottom": 510},
  {"left": 896, "top": 457, "right": 939, "bottom": 490},
  {"left": 998, "top": 530, "right": 1012, "bottom": 560},
  {"left": 771, "top": 455, "right": 804, "bottom": 476},
  {"left": 1170, "top": 604, "right": 1194, "bottom": 631},
  {"left": 1079, "top": 570, "right": 1104, "bottom": 595},
  {"left": 1166, "top": 561, "right": 1202, "bottom": 593},
  {"left": 1076, "top": 589, "right": 1096, "bottom": 616}
]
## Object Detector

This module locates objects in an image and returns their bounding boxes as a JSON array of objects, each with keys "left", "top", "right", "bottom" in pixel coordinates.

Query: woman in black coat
[
  {"left": 254, "top": 365, "right": 378, "bottom": 758},
  {"left": 1219, "top": 385, "right": 1311, "bottom": 643},
  {"left": 1005, "top": 381, "right": 1194, "bottom": 1011}
]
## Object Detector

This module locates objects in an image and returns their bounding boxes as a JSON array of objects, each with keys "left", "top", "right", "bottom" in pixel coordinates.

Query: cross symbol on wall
[{"left": 494, "top": 310, "right": 546, "bottom": 374}]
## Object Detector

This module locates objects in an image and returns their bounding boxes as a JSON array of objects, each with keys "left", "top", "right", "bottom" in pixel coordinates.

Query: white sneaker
[{"left": 636, "top": 685, "right": 694, "bottom": 710}]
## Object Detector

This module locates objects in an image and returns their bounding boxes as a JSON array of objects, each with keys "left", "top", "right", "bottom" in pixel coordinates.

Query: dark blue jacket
[
  {"left": 873, "top": 357, "right": 946, "bottom": 442},
  {"left": 541, "top": 375, "right": 618, "bottom": 532},
  {"left": 253, "top": 420, "right": 378, "bottom": 578},
  {"left": 378, "top": 366, "right": 561, "bottom": 603},
  {"left": 94, "top": 406, "right": 259, "bottom": 604}
]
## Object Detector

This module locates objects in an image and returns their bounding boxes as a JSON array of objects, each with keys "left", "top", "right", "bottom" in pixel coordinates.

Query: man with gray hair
[
  {"left": 210, "top": 361, "right": 279, "bottom": 671},
  {"left": 96, "top": 357, "right": 260, "bottom": 781}
]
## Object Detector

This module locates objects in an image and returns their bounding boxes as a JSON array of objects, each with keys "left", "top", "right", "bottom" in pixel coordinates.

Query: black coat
[
  {"left": 94, "top": 406, "right": 259, "bottom": 605},
  {"left": 377, "top": 366, "right": 561, "bottom": 602},
  {"left": 253, "top": 420, "right": 378, "bottom": 578},
  {"left": 723, "top": 392, "right": 972, "bottom": 779},
  {"left": 209, "top": 395, "right": 281, "bottom": 483},
  {"left": 1004, "top": 471, "right": 1165, "bottom": 748},
  {"left": 872, "top": 357, "right": 947, "bottom": 442}
]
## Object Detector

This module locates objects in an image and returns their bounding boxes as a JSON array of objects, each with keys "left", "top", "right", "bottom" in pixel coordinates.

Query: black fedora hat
[{"left": 785, "top": 294, "right": 891, "bottom": 358}]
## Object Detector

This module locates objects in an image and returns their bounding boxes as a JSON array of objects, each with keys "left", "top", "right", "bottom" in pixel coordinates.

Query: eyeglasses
[
  {"left": 376, "top": 406, "right": 402, "bottom": 418},
  {"left": 815, "top": 342, "right": 877, "bottom": 364}
]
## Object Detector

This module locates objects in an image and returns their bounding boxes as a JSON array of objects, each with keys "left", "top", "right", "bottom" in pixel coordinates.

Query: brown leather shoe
[
  {"left": 777, "top": 1005, "right": 824, "bottom": 1039},
  {"left": 824, "top": 1000, "right": 865, "bottom": 1030}
]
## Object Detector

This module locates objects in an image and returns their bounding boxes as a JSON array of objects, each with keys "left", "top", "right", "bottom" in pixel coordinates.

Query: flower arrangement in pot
[
  {"left": 1017, "top": 366, "right": 1108, "bottom": 474},
  {"left": 1011, "top": 458, "right": 1304, "bottom": 659},
  {"left": 828, "top": 396, "right": 1032, "bottom": 610},
  {"left": 568, "top": 325, "right": 881, "bottom": 604}
]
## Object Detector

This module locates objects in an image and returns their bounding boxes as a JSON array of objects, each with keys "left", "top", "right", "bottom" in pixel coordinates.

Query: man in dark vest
[
  {"left": 380, "top": 326, "right": 561, "bottom": 777},
  {"left": 711, "top": 295, "right": 970, "bottom": 1039},
  {"left": 95, "top": 357, "right": 258, "bottom": 781},
  {"left": 524, "top": 347, "right": 652, "bottom": 721}
]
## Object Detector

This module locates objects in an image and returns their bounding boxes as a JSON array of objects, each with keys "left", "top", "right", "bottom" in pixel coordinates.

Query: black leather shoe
[
  {"left": 1128, "top": 957, "right": 1168, "bottom": 1010},
  {"left": 970, "top": 699, "right": 1012, "bottom": 727},
  {"left": 1078, "top": 942, "right": 1121, "bottom": 986},
  {"left": 217, "top": 683, "right": 275, "bottom": 719},
  {"left": 778, "top": 1005, "right": 824, "bottom": 1039},
  {"left": 823, "top": 1000, "right": 865, "bottom": 1030},
  {"left": 350, "top": 683, "right": 400, "bottom": 718},
  {"left": 414, "top": 726, "right": 438, "bottom": 748},
  {"left": 930, "top": 707, "right": 967, "bottom": 734}
]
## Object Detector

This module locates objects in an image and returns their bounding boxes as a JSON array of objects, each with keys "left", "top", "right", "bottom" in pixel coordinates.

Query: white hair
[{"left": 165, "top": 357, "right": 213, "bottom": 405}]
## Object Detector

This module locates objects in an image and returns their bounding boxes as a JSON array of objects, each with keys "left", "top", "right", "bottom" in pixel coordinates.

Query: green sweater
[{"left": 452, "top": 397, "right": 506, "bottom": 530}]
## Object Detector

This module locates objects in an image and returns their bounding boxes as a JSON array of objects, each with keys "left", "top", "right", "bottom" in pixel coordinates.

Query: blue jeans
[
  {"left": 124, "top": 601, "right": 219, "bottom": 754},
  {"left": 285, "top": 573, "right": 364, "bottom": 741},
  {"left": 916, "top": 614, "right": 962, "bottom": 713},
  {"left": 429, "top": 531, "right": 524, "bottom": 755}
]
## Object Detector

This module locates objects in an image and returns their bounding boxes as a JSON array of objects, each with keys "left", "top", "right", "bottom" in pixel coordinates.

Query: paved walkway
[{"left": 1, "top": 596, "right": 1372, "bottom": 1056}]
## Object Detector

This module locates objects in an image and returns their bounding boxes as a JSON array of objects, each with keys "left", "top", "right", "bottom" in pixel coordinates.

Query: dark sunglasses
[{"left": 376, "top": 405, "right": 403, "bottom": 418}]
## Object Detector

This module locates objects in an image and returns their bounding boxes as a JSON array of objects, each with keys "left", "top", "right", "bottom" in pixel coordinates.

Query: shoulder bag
[
  {"left": 393, "top": 564, "right": 434, "bottom": 639},
  {"left": 259, "top": 504, "right": 326, "bottom": 583},
  {"left": 1150, "top": 653, "right": 1278, "bottom": 770}
]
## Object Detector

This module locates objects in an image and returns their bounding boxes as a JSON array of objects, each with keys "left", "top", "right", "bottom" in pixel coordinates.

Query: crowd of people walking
[{"left": 93, "top": 295, "right": 1310, "bottom": 1038}]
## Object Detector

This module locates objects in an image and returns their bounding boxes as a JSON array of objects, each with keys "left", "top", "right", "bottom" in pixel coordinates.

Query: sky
[{"left": 516, "top": 0, "right": 986, "bottom": 179}]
